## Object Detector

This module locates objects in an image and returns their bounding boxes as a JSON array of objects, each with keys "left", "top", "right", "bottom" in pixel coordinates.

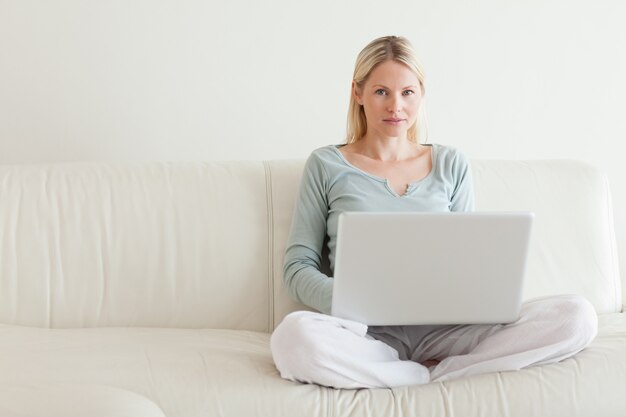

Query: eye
[
  {"left": 403, "top": 90, "right": 415, "bottom": 96},
  {"left": 375, "top": 89, "right": 387, "bottom": 96}
]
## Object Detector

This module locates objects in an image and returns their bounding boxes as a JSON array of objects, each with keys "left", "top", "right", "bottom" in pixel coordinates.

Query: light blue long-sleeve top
[{"left": 283, "top": 143, "right": 475, "bottom": 314}]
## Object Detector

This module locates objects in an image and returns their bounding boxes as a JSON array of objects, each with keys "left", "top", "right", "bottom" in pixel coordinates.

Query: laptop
[{"left": 331, "top": 211, "right": 534, "bottom": 325}]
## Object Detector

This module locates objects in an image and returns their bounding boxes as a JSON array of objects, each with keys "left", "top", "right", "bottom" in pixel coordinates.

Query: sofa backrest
[
  {"left": 0, "top": 159, "right": 621, "bottom": 330},
  {"left": 268, "top": 159, "right": 623, "bottom": 328},
  {"left": 0, "top": 162, "right": 273, "bottom": 330}
]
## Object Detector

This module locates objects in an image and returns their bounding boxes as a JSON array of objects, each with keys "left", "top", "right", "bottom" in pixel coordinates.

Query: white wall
[{"left": 1, "top": 0, "right": 625, "bottom": 292}]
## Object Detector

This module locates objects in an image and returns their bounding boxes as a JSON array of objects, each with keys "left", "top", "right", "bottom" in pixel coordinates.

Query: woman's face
[{"left": 354, "top": 59, "right": 422, "bottom": 141}]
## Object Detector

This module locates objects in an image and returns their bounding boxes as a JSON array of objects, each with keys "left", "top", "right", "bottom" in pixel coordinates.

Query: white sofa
[{"left": 0, "top": 158, "right": 624, "bottom": 417}]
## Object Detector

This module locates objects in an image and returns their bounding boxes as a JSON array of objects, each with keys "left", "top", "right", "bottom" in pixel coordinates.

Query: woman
[{"left": 270, "top": 36, "right": 597, "bottom": 389}]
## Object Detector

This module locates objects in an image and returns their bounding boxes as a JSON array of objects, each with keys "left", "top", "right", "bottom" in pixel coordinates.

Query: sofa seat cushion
[
  {"left": 0, "top": 326, "right": 324, "bottom": 417},
  {"left": 1, "top": 314, "right": 625, "bottom": 417}
]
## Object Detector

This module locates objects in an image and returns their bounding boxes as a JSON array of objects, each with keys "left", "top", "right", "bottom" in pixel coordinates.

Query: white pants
[{"left": 270, "top": 294, "right": 598, "bottom": 389}]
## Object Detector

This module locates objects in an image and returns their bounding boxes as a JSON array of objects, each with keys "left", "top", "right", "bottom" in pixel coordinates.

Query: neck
[{"left": 356, "top": 134, "right": 420, "bottom": 162}]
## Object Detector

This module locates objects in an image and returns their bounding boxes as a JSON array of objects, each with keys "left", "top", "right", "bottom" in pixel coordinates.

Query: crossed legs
[{"left": 271, "top": 295, "right": 597, "bottom": 388}]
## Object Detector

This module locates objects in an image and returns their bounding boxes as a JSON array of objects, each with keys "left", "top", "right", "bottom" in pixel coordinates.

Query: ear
[{"left": 352, "top": 81, "right": 363, "bottom": 105}]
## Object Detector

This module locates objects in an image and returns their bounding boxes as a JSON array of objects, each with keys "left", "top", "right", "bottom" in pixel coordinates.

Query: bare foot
[{"left": 421, "top": 359, "right": 440, "bottom": 368}]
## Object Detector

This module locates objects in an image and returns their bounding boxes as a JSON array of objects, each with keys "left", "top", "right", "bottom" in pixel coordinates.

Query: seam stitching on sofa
[
  {"left": 604, "top": 174, "right": 621, "bottom": 312},
  {"left": 326, "top": 386, "right": 334, "bottom": 417},
  {"left": 264, "top": 161, "right": 275, "bottom": 331}
]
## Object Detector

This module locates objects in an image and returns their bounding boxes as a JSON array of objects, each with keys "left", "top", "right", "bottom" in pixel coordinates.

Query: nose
[{"left": 387, "top": 94, "right": 402, "bottom": 114}]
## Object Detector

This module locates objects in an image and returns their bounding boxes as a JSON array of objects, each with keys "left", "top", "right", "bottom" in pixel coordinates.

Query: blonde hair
[{"left": 346, "top": 36, "right": 427, "bottom": 144}]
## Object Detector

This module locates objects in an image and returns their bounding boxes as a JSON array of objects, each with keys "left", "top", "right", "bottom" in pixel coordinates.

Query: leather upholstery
[
  {"left": 0, "top": 162, "right": 271, "bottom": 330},
  {"left": 0, "top": 315, "right": 623, "bottom": 416},
  {"left": 0, "top": 158, "right": 623, "bottom": 416}
]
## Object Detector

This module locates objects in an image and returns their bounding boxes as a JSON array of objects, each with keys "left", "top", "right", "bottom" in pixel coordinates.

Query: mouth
[{"left": 383, "top": 118, "right": 405, "bottom": 123}]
